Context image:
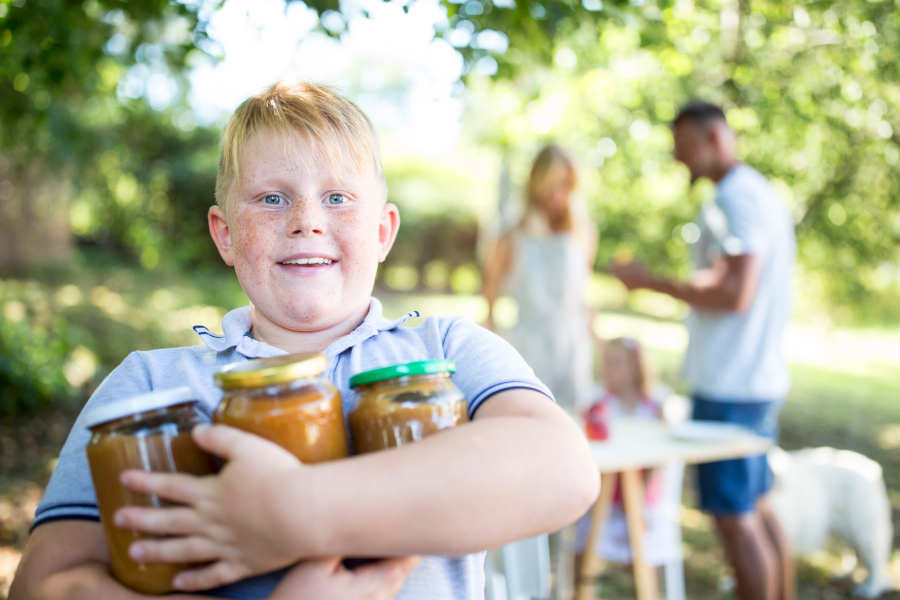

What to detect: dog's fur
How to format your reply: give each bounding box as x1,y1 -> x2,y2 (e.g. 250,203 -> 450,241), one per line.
768,446 -> 894,598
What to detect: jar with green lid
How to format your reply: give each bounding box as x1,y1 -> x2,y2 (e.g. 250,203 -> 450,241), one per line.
348,360 -> 468,454
213,352 -> 349,463
84,386 -> 219,595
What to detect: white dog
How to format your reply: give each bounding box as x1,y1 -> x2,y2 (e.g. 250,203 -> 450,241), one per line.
768,446 -> 894,598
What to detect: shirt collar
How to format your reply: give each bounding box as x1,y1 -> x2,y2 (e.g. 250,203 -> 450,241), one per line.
193,298 -> 419,359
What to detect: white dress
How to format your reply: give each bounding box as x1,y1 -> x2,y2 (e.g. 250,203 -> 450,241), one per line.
503,230 -> 593,411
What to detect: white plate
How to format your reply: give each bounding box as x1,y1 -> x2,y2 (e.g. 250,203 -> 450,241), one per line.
669,421 -> 748,442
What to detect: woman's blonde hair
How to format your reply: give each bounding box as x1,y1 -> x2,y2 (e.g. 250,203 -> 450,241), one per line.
215,81 -> 384,207
522,144 -> 578,232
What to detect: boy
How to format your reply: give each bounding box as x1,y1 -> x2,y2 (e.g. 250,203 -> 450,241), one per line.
11,81 -> 599,599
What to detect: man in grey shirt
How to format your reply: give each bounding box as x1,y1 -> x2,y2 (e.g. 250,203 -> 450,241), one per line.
613,100 -> 796,600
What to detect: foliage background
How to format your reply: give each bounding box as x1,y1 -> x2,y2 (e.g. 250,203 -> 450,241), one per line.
1,0 -> 899,596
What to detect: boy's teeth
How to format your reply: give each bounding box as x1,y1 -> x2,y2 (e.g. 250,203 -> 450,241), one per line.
282,257 -> 333,265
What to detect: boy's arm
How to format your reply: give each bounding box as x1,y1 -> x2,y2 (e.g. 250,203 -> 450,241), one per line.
114,389 -> 599,590
11,520 -> 421,599
302,387 -> 600,555
9,521 -> 214,600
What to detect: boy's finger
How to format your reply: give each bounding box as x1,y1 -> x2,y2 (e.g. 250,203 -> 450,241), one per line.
114,505 -> 202,535
192,424 -> 295,463
128,535 -> 222,564
172,560 -> 251,591
355,556 -> 422,593
119,470 -> 205,503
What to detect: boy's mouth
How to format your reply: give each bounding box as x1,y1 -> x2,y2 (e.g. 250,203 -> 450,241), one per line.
279,257 -> 334,266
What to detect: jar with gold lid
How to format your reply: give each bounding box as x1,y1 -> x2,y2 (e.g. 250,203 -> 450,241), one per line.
348,360 -> 468,454
213,352 -> 348,463
84,386 -> 219,594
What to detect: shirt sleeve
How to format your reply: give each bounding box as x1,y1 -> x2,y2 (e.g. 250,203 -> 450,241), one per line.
32,352 -> 153,530
441,317 -> 554,417
714,179 -> 766,257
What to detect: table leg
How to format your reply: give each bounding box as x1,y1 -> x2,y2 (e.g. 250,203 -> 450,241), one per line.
621,468 -> 659,600
575,471 -> 616,600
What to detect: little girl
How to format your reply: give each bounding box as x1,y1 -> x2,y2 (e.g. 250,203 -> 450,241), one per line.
575,337 -> 682,568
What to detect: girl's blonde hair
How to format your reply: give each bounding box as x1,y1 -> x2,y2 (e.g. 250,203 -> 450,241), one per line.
215,81 -> 384,207
522,144 -> 578,232
606,337 -> 651,398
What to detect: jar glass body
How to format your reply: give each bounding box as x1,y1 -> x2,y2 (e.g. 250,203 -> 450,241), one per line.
214,377 -> 349,463
349,372 -> 468,454
86,401 -> 218,594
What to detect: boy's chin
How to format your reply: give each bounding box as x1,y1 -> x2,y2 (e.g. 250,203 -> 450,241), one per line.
264,300 -> 369,333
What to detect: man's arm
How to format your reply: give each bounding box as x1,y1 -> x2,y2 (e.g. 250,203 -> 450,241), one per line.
612,253 -> 759,312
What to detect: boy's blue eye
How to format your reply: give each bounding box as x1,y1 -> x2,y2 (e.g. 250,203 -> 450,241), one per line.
325,193 -> 347,206
262,194 -> 285,206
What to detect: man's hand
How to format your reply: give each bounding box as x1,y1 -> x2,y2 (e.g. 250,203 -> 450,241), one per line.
610,259 -> 653,291
269,557 -> 421,600
114,424 -> 310,591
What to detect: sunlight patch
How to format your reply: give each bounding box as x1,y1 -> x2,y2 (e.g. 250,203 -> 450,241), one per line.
64,346 -> 99,388
877,424 -> 900,450
3,300 -> 25,322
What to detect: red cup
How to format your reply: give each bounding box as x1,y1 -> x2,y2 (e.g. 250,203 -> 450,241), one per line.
584,401 -> 609,441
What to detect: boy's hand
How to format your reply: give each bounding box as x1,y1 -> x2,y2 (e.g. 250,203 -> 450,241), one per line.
114,424 -> 310,590
269,557 -> 421,600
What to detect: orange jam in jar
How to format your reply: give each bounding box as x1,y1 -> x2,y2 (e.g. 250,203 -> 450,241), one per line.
213,353 -> 349,463
348,360 -> 468,454
84,387 -> 219,594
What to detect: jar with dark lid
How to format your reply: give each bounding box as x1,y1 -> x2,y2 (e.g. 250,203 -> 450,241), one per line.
348,360 -> 468,454
84,386 -> 219,595
213,352 -> 349,463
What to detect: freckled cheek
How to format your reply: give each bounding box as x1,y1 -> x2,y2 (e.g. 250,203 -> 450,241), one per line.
334,218 -> 380,269
231,227 -> 271,275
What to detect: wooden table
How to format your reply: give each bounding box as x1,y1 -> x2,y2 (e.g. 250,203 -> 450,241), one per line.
575,418 -> 773,600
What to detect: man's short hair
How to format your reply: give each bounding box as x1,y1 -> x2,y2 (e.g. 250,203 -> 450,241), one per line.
215,81 -> 384,207
672,100 -> 727,129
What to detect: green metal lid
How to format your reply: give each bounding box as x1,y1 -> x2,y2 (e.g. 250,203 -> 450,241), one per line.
348,360 -> 456,387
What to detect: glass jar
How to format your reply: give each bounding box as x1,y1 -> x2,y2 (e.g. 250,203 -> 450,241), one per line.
213,352 -> 349,463
84,387 -> 219,595
348,360 -> 468,454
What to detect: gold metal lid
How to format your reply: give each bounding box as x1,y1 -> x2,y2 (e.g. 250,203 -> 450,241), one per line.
214,352 -> 328,390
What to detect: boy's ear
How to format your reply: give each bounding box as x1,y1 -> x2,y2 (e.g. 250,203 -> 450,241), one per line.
377,202 -> 400,262
208,205 -> 235,266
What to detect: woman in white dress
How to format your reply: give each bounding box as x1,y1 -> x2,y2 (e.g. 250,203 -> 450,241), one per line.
482,144 -> 597,600
483,144 -> 597,411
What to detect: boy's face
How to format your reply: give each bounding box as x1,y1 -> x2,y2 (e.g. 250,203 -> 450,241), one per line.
208,128 -> 399,340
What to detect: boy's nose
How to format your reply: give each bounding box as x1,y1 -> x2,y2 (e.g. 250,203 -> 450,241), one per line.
288,202 -> 325,236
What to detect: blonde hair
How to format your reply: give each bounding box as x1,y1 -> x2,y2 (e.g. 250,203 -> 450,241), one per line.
215,81 -> 384,207
522,144 -> 578,232
606,337 -> 651,398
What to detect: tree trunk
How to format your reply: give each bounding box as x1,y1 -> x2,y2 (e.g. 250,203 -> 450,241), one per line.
0,158 -> 73,274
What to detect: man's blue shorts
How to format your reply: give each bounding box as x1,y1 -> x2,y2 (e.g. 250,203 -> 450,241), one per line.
692,395 -> 783,516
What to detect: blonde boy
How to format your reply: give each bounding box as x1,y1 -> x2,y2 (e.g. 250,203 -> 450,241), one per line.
11,82 -> 598,599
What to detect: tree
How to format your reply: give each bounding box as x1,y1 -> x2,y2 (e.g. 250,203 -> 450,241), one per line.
0,0 -> 215,272
401,0 -> 900,319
